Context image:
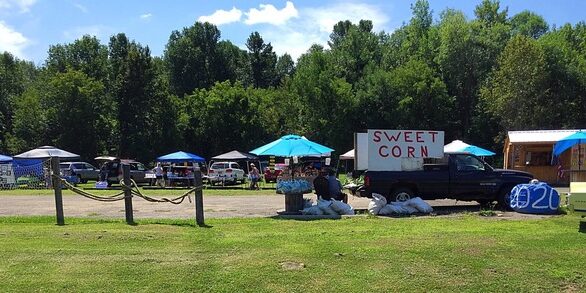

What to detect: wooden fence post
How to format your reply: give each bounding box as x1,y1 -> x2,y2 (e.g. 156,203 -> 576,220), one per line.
122,164 -> 134,224
194,168 -> 204,226
51,157 -> 64,225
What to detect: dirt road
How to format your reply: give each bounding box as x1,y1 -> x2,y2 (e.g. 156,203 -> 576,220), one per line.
0,194 -> 493,219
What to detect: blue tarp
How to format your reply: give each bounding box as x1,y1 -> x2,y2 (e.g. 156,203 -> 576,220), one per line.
553,130 -> 586,156
12,159 -> 44,177
509,182 -> 560,214
250,135 -> 334,157
0,154 -> 12,162
156,151 -> 205,163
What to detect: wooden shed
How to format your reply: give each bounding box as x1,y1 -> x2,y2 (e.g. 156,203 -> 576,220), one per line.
503,130 -> 579,184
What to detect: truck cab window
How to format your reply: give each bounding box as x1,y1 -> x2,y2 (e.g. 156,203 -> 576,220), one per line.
455,155 -> 485,172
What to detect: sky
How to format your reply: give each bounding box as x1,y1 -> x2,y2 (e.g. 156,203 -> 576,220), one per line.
1,0 -> 585,65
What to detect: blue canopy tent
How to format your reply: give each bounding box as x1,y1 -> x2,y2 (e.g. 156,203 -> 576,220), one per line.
156,151 -> 205,163
250,135 -> 334,157
444,140 -> 496,156
156,151 -> 205,187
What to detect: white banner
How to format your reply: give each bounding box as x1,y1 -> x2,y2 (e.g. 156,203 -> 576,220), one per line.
367,130 -> 444,171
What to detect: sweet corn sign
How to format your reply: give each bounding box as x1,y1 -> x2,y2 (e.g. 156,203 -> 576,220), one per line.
367,130 -> 444,171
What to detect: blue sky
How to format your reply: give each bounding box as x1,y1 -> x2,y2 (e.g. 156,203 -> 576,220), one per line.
1,0 -> 585,64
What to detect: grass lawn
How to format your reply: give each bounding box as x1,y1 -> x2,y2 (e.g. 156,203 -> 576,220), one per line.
0,215 -> 585,292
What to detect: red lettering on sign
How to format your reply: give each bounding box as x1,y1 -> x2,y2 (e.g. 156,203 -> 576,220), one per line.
392,146 -> 402,157
384,131 -> 401,142
378,146 -> 388,157
420,146 -> 428,157
416,131 -> 424,142
407,146 -> 415,157
373,131 -> 382,142
429,131 -> 438,143
404,131 -> 413,142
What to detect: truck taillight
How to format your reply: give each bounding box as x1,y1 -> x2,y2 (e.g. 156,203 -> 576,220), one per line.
226,169 -> 233,173
364,176 -> 370,187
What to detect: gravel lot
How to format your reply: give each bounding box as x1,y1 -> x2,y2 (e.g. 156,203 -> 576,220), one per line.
0,190 -> 562,220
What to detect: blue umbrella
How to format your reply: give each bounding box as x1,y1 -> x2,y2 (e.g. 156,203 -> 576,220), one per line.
157,151 -> 205,163
250,135 -> 334,157
553,131 -> 586,156
444,140 -> 496,156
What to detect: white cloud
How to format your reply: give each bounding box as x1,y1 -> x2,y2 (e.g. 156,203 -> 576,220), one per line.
198,7 -> 242,25
140,13 -> 152,20
73,3 -> 88,13
63,25 -> 114,41
0,0 -> 37,13
304,2 -> 389,33
244,1 -> 298,26
252,2 -> 390,61
0,21 -> 29,58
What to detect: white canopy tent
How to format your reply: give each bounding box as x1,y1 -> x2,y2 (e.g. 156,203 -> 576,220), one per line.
339,149 -> 354,160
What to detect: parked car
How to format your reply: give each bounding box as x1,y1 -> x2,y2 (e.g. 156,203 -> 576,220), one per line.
355,153 -> 534,208
264,163 -> 286,183
207,162 -> 245,185
59,162 -> 99,183
103,159 -> 155,186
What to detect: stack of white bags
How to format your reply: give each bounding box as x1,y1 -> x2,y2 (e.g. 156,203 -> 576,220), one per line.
301,199 -> 355,216
368,193 -> 433,216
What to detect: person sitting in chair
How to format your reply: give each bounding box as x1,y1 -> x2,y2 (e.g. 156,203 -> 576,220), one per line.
313,168 -> 330,200
327,168 -> 348,203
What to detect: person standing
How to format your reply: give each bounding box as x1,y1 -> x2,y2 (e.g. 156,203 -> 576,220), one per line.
249,163 -> 260,190
155,162 -> 165,187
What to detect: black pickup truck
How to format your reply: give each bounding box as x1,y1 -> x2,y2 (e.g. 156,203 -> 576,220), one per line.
356,153 -> 533,207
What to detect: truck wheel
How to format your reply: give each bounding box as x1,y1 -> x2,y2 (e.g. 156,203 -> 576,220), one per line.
391,188 -> 413,202
497,188 -> 513,211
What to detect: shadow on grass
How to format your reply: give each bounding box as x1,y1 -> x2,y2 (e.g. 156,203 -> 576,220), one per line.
267,205 -> 487,221
268,215 -> 343,221
580,220 -> 586,233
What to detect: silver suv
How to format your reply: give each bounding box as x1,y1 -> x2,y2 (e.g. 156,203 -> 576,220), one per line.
207,162 -> 245,185
59,162 -> 99,183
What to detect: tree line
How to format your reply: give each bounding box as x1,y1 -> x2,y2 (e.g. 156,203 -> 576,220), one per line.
0,0 -> 585,165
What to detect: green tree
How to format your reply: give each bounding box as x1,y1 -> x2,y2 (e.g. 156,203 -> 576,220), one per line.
43,70 -> 106,160
46,35 -> 109,81
275,53 -> 295,85
165,22 -> 224,96
474,0 -> 508,25
109,33 -> 168,162
510,11 -> 549,39
329,20 -> 382,85
481,35 -> 553,130
246,32 -> 277,88
0,52 -> 37,151
182,81 -> 279,158
539,23 -> 586,128
5,87 -> 47,153
290,45 -> 356,151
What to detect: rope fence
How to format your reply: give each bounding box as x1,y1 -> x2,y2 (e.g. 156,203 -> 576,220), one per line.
49,157 -> 206,226
54,174 -> 203,204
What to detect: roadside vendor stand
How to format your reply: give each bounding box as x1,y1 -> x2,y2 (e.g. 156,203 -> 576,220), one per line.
156,151 -> 205,187
250,134 -> 334,214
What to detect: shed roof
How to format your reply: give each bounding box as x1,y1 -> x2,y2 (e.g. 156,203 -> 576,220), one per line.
507,129 -> 581,144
